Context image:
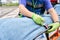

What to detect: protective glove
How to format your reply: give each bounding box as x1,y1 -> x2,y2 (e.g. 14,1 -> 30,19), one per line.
47,22 -> 60,33
32,13 -> 45,26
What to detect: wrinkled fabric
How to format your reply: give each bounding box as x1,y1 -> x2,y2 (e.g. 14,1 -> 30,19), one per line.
0,17 -> 52,40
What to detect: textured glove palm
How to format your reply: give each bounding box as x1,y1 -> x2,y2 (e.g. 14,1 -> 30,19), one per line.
32,14 -> 45,26
47,22 -> 60,33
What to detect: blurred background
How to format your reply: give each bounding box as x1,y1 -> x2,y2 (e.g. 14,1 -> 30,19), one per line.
0,0 -> 19,18
0,0 -> 18,6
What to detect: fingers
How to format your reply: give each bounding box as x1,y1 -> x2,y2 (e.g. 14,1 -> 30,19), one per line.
47,26 -> 57,33
47,27 -> 55,33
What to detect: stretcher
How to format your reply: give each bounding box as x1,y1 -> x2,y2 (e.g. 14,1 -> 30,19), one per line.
0,18 -> 47,40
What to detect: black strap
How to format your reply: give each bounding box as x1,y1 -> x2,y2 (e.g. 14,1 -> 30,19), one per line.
45,33 -> 49,40
33,25 -> 50,40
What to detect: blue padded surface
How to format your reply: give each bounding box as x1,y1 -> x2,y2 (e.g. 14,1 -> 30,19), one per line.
0,17 -> 46,40
54,4 -> 60,15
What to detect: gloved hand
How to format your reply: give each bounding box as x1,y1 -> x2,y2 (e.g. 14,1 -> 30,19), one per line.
32,13 -> 45,26
47,22 -> 60,33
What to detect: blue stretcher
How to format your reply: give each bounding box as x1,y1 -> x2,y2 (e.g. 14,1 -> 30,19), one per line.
0,17 -> 47,40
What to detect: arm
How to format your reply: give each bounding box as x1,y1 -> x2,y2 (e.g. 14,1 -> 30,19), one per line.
19,0 -> 45,25
19,4 -> 44,25
19,0 -> 33,17
19,4 -> 33,17
48,8 -> 59,22
44,0 -> 59,22
44,0 -> 60,33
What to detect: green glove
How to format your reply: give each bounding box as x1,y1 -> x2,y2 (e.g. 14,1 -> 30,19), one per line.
32,14 -> 45,26
47,22 -> 60,33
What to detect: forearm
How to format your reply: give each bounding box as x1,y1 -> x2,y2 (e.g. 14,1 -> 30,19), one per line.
48,8 -> 59,22
19,4 -> 33,17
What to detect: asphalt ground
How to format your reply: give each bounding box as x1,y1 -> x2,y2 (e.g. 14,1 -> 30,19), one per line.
0,6 -> 19,18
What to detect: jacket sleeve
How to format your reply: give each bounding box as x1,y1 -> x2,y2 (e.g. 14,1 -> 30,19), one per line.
43,0 -> 53,10
19,0 -> 26,6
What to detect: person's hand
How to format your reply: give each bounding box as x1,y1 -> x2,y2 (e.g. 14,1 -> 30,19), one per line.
32,13 -> 45,26
47,22 -> 60,33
